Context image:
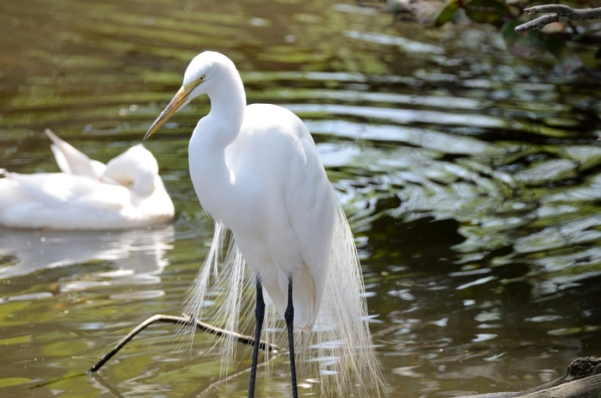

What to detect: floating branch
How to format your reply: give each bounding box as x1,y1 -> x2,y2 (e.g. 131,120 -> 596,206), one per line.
88,313 -> 280,374
515,4 -> 601,32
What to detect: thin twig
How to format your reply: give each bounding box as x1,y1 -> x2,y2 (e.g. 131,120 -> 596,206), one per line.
87,313 -> 280,374
515,4 -> 601,32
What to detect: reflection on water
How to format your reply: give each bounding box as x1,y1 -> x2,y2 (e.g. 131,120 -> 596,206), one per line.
0,226 -> 174,279
1,0 -> 601,397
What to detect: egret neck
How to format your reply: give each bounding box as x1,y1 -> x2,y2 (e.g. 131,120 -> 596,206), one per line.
188,63 -> 246,222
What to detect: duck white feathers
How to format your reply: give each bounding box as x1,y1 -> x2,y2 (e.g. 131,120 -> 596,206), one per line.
0,129 -> 174,230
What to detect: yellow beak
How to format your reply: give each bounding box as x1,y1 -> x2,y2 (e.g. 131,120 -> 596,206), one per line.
144,85 -> 191,140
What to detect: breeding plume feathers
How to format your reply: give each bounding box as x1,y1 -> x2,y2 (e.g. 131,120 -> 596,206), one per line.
145,51 -> 386,397
179,205 -> 385,396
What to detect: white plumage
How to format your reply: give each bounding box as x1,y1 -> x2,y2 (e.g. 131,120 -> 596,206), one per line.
0,129 -> 174,230
190,102 -> 335,330
145,51 -> 383,396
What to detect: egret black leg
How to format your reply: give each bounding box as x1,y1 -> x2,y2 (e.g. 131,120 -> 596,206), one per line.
248,277 -> 265,398
284,277 -> 299,398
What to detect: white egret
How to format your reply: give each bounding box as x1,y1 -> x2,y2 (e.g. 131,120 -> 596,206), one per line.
145,51 -> 383,397
0,129 -> 174,230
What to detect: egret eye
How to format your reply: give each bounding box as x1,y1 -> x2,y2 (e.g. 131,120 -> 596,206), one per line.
192,75 -> 205,88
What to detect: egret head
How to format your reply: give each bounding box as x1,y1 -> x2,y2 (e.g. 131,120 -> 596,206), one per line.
144,51 -> 236,140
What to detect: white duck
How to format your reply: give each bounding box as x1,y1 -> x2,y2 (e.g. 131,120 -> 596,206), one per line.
0,129 -> 174,230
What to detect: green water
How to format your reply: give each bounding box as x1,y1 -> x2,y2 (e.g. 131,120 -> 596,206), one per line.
1,0 -> 601,397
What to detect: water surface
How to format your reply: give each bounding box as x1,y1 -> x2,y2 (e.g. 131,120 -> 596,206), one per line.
1,0 -> 601,397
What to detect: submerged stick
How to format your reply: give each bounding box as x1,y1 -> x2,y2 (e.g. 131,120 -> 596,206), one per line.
87,313 -> 280,374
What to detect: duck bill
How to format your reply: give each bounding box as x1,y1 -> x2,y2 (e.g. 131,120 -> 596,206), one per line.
144,85 -> 191,140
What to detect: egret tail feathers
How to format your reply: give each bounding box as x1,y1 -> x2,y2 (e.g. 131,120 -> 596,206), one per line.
178,212 -> 385,396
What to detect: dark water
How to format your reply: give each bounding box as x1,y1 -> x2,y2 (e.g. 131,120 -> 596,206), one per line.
1,0 -> 601,397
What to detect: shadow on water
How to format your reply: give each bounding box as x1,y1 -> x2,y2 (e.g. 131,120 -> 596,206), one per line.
1,0 -> 601,396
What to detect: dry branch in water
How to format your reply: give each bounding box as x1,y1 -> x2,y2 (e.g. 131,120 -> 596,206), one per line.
515,4 -> 601,32
87,314 -> 280,374
83,312 -> 601,397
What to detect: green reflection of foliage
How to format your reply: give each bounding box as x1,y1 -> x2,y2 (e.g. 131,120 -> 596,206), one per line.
0,335 -> 32,346
0,301 -> 30,327
42,340 -> 89,357
0,377 -> 31,387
